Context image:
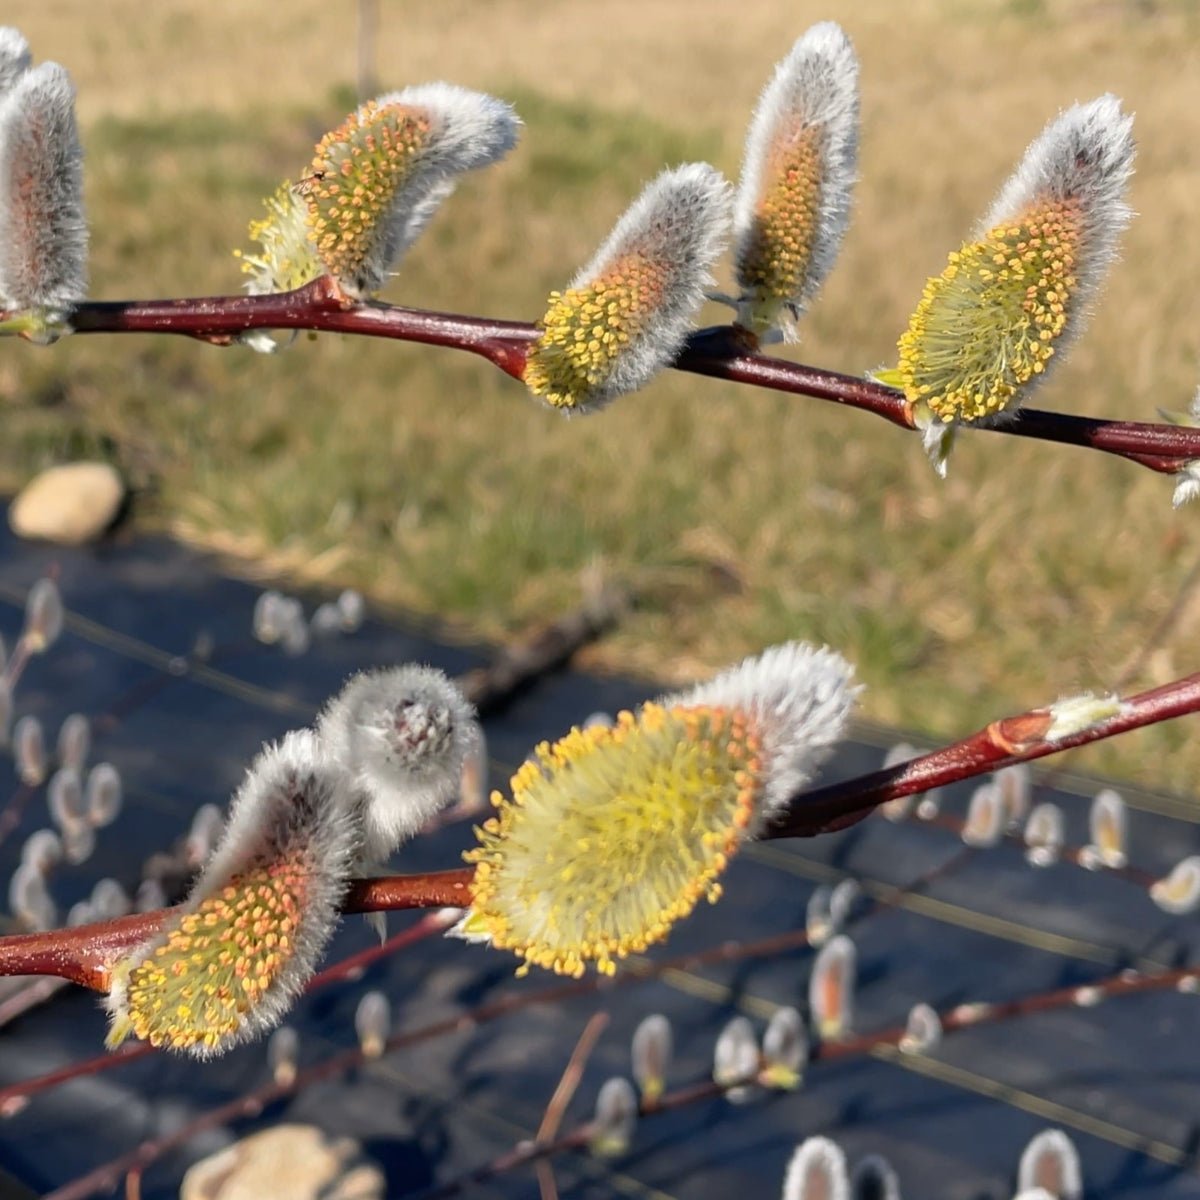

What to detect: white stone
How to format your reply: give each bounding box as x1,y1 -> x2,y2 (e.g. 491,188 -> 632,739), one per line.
9,463 -> 124,544
181,1125 -> 384,1200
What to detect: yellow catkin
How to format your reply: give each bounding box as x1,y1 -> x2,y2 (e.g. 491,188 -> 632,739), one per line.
463,703 -> 763,977
738,124 -> 823,315
304,101 -> 432,287
233,182 -> 322,293
895,197 -> 1082,422
522,252 -> 668,410
108,858 -> 308,1052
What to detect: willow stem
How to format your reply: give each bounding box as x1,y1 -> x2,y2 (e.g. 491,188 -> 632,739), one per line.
57,284 -> 1200,472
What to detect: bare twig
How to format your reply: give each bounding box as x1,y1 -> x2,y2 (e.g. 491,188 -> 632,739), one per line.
534,1013 -> 610,1200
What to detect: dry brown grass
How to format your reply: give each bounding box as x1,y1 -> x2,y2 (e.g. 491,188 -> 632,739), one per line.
6,0 -> 1200,789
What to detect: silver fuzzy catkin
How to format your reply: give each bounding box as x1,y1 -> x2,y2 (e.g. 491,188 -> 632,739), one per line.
733,21 -> 859,340
0,28 -> 31,96
667,640 -> 858,827
317,665 -> 479,863
105,730 -> 360,1057
523,163 -> 733,413
782,1136 -> 850,1200
0,61 -> 87,312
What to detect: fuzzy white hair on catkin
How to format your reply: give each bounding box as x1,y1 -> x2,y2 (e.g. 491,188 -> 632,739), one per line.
978,95 -> 1134,370
569,162 -> 733,413
0,61 -> 87,311
317,665 -> 479,863
734,20 -> 859,338
665,641 -> 858,827
104,730 -> 360,1058
348,83 -> 520,295
782,1136 -> 850,1200
0,27 -> 31,96
1018,1128 -> 1083,1200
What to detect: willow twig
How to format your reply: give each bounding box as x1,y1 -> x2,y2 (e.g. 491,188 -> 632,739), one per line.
59,283 -> 1200,472
4,666 -> 1200,987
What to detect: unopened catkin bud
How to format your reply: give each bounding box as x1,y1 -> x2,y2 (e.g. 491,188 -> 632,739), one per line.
354,990 -> 390,1059
268,1025 -> 300,1086
318,665 -> 479,862
829,878 -> 860,928
337,589 -> 365,632
1081,787 -> 1127,869
135,877 -> 167,913
309,602 -> 343,638
878,743 -> 917,822
995,763 -> 1032,830
898,1002 -> 941,1055
1150,856 -> 1200,915
23,578 -> 63,651
1018,1129 -> 1082,1200
589,1076 -> 638,1158
761,1006 -> 807,1089
782,1137 -> 849,1200
85,762 -> 122,827
90,877 -> 130,920
849,1154 -> 900,1200
734,22 -> 859,341
278,598 -> 310,657
61,819 -> 94,865
0,62 -> 87,313
631,1012 -> 672,1104
961,782 -> 1005,848
1024,802 -> 1064,867
56,713 -> 89,771
14,715 -> 46,785
8,861 -> 55,929
252,590 -> 287,644
713,1015 -> 760,1104
523,163 -> 733,413
47,765 -> 84,827
105,730 -> 360,1057
805,884 -> 834,947
809,934 -> 855,1042
20,827 -> 61,874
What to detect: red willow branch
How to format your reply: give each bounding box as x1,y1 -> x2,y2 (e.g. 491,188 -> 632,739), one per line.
61,280 -> 1200,473
0,841 -> 972,1113
767,669 -> 1200,838
4,669 -> 1200,989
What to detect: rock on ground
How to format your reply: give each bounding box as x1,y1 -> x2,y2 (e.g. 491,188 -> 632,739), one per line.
8,463 -> 125,545
179,1124 -> 385,1200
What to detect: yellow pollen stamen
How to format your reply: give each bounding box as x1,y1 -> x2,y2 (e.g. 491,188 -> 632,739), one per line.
106,856 -> 310,1052
304,101 -> 433,287
463,703 -> 764,978
234,182 -> 322,294
523,251 -> 667,410
738,123 -> 823,330
895,197 -> 1082,422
